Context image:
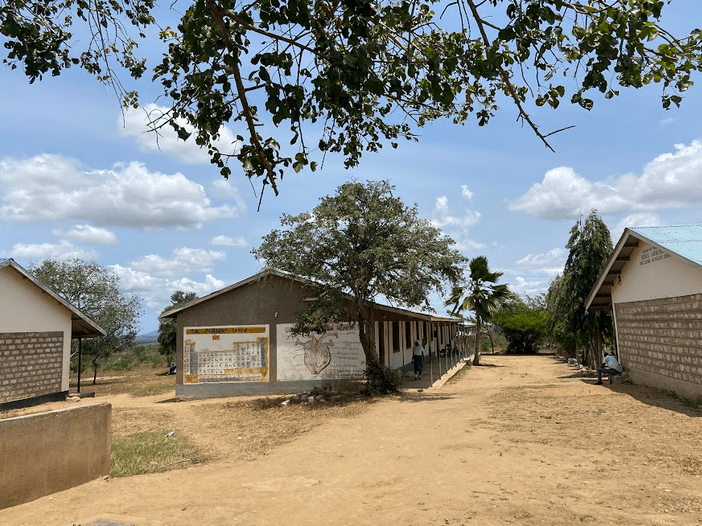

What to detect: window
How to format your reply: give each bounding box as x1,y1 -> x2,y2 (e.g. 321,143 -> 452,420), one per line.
405,321 -> 411,348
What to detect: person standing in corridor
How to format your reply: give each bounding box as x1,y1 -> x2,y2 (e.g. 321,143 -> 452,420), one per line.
412,339 -> 424,381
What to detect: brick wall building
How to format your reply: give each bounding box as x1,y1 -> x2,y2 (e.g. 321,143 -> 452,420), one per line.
161,269 -> 464,398
587,225 -> 702,400
0,260 -> 105,408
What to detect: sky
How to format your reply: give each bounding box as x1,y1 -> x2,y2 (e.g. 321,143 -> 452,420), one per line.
2,4 -> 702,334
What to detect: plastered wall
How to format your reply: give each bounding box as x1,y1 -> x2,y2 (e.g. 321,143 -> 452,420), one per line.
0,403 -> 111,509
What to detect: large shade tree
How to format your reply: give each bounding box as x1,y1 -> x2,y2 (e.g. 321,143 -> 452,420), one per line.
446,255 -> 510,366
546,209 -> 613,366
3,1 -> 701,201
253,180 -> 465,390
29,258 -> 142,384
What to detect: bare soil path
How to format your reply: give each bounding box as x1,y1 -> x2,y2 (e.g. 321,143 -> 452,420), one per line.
2,354 -> 701,526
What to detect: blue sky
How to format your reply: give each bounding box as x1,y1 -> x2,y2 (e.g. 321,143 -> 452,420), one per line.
2,5 -> 702,333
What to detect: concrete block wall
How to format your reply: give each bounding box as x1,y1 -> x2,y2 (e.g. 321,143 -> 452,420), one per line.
615,293 -> 702,400
0,332 -> 64,404
0,402 -> 112,509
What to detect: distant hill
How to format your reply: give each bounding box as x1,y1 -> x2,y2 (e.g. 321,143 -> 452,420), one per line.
135,330 -> 159,346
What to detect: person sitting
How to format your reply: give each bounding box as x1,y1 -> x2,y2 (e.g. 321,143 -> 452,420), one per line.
595,351 -> 623,385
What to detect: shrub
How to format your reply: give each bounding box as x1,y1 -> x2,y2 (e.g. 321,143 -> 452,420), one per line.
362,361 -> 401,395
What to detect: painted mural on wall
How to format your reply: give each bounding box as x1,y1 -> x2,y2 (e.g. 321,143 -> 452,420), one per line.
276,322 -> 365,381
183,325 -> 269,383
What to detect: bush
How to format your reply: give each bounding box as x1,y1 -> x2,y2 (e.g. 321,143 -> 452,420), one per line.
108,357 -> 136,371
362,361 -> 402,395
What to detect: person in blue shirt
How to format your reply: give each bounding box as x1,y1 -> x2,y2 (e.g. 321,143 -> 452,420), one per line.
595,350 -> 623,385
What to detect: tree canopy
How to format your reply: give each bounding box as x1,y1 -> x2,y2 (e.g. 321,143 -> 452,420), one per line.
546,209 -> 613,365
29,258 -> 142,384
445,255 -> 509,365
253,180 -> 465,388
492,293 -> 548,354
3,1 -> 701,201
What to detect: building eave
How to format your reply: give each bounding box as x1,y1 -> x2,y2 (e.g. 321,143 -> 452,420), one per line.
0,259 -> 106,338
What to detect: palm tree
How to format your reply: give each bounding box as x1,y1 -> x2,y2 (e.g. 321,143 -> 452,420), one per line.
446,256 -> 510,366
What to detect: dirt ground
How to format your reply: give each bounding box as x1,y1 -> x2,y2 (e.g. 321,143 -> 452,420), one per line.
2,354 -> 702,526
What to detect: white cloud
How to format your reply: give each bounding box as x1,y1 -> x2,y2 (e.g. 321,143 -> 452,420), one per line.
0,155 -> 243,229
430,187 -> 484,253
611,213 -> 661,241
169,274 -> 225,296
432,195 -> 481,231
211,235 -> 248,247
10,241 -> 96,261
461,185 -> 474,200
510,141 -> 702,220
129,247 -> 226,279
64,224 -> 118,245
502,248 -> 567,298
119,104 -> 241,165
112,263 -> 225,311
516,248 -> 566,275
510,276 -> 548,298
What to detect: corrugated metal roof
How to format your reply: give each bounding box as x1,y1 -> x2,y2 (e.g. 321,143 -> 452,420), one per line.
161,268 -> 464,324
629,224 -> 702,266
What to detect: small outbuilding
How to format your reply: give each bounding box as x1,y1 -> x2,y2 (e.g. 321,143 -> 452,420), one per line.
161,269 -> 466,398
586,225 -> 702,400
0,259 -> 105,409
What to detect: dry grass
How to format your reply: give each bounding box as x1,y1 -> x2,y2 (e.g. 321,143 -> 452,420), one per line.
111,430 -> 202,477
110,394 -> 374,466
4,364 -> 374,476
193,396 -> 372,461
69,363 -> 176,397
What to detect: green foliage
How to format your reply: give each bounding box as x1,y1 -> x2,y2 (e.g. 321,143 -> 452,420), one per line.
158,291 -> 197,364
493,295 -> 548,354
253,180 -> 465,371
546,210 -> 614,365
102,344 -> 164,372
446,256 -> 510,365
111,430 -> 199,477
3,1 -> 701,196
29,258 -> 142,384
361,361 -> 402,395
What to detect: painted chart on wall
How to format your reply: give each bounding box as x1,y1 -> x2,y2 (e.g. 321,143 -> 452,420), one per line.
182,325 -> 269,384
276,322 -> 365,381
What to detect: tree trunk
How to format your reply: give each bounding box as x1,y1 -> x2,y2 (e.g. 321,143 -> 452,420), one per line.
588,327 -> 603,369
92,360 -> 99,385
473,318 -> 482,366
356,300 -> 377,367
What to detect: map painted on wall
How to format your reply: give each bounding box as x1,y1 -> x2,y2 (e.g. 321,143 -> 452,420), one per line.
276,323 -> 366,381
183,325 -> 269,383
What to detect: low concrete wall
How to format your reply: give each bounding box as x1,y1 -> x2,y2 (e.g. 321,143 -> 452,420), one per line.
0,402 -> 111,509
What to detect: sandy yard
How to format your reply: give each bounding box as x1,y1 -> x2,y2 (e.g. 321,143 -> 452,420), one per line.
1,354 -> 701,526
